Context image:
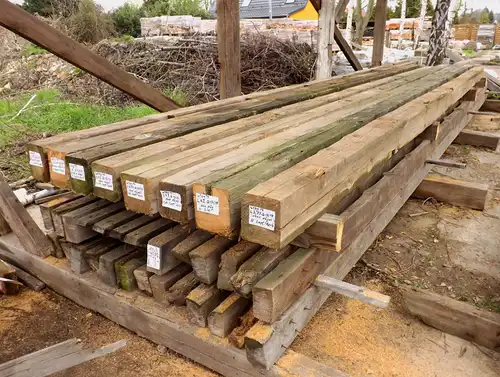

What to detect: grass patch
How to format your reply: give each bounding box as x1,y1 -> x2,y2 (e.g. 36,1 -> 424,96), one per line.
163,87 -> 190,107
22,43 -> 48,57
0,89 -> 157,147
462,49 -> 475,57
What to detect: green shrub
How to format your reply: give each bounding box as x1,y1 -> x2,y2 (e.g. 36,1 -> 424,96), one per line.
22,44 -> 48,57
112,3 -> 145,38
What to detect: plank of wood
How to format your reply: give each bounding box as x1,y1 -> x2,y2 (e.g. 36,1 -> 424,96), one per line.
229,245 -> 294,298
186,283 -> 229,327
0,234 -> 348,377
0,1 -> 177,113
481,99 -> 500,113
61,200 -> 114,243
426,159 -> 466,168
412,176 -> 489,210
218,241 -> 262,291
209,293 -> 251,337
4,263 -> 45,291
401,287 -> 500,350
0,212 -> 11,236
314,275 -> 390,308
453,129 -> 500,150
243,89 -> 486,369
170,229 -> 213,264
39,193 -> 81,231
190,236 -> 235,284
240,67 -> 483,249
122,66 -> 426,215
333,26 -> 363,71
60,238 -> 106,274
217,0 -> 241,99
229,308 -> 258,349
371,0 -> 388,66
116,257 -> 145,291
52,196 -> 98,237
146,224 -> 193,275
98,245 -> 139,286
166,271 -> 200,306
83,238 -> 121,271
27,62 -> 415,183
291,214 -> 342,250
108,215 -> 159,241
150,263 -> 192,305
134,265 -> 154,296
34,191 -> 69,205
92,210 -> 141,235
76,201 -> 125,228
122,218 -> 175,247
0,174 -> 53,258
197,65 -> 465,238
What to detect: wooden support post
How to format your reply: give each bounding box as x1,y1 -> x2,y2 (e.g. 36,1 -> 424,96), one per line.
316,0 -> 336,80
0,174 -> 53,257
371,0 -> 388,67
216,0 -> 241,99
314,275 -> 390,308
401,287 -> 500,350
481,99 -> 500,113
0,0 -> 178,112
454,129 -> 500,151
412,176 -> 489,210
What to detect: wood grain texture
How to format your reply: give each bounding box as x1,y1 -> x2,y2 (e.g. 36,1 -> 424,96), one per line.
189,236 -> 235,284
218,241 -> 262,291
401,287 -> 500,350
209,293 -> 251,337
412,176 -> 489,210
186,283 -> 229,327
150,263 -> 191,305
371,0 -> 388,66
453,129 -> 500,150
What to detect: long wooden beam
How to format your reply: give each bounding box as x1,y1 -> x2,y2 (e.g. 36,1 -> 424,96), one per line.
0,233 -> 348,377
453,129 -> 500,151
244,88 -> 486,369
0,0 -> 178,112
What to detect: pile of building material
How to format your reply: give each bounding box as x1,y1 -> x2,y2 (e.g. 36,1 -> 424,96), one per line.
15,60 -> 491,372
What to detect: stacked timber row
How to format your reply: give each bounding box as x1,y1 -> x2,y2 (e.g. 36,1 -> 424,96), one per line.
30,61 -> 487,370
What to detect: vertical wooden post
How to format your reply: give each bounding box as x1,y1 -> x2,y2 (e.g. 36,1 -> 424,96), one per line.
371,0 -> 388,66
345,0 -> 354,43
316,0 -> 336,80
398,0 -> 407,48
217,0 -> 241,99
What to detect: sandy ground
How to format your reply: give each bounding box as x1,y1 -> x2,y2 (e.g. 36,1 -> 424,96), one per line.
1,111 -> 499,377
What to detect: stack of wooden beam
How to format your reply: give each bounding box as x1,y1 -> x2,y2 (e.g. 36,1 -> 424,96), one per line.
29,61 -> 487,369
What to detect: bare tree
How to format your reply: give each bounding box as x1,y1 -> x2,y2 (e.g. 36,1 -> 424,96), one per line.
426,0 -> 452,65
353,0 -> 375,45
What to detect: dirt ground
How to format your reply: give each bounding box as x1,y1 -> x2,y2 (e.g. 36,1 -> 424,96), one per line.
1,117 -> 500,376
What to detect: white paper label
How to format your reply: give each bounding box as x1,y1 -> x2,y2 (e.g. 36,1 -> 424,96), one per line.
51,157 -> 65,175
161,190 -> 182,211
94,172 -> 114,191
248,205 -> 276,231
29,151 -> 43,167
196,193 -> 219,216
69,163 -> 86,181
126,180 -> 145,201
147,244 -> 161,270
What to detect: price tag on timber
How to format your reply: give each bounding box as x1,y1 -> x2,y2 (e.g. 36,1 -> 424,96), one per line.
147,244 -> 161,270
29,151 -> 43,167
248,205 -> 276,231
69,163 -> 86,181
195,193 -> 219,216
161,190 -> 182,211
126,180 -> 145,201
94,172 -> 114,191
50,157 -> 66,175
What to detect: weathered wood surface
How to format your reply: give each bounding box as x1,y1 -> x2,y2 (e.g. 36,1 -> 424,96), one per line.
76,201 -> 125,228
243,88 -> 486,369
0,174 -> 53,258
190,236 -> 235,284
170,229 -> 213,264
229,309 -> 258,349
481,99 -> 500,113
52,196 -> 97,237
218,241 -> 262,291
241,67 -> 483,249
93,210 -> 141,235
166,271 -> 200,306
314,275 -> 390,308
209,293 -> 251,338
134,265 -> 154,295
146,224 -> 193,275
401,287 -> 500,350
0,212 -> 11,236
229,245 -> 294,298
61,200 -> 112,243
119,65 -> 421,216
0,233 -> 348,377
108,215 -> 159,241
39,193 -> 80,231
83,238 -> 121,271
412,176 -> 489,210
150,263 -> 191,304
98,245 -> 139,286
186,283 -> 229,327
123,218 -> 174,247
371,0 -> 388,66
315,0 -> 336,80
453,129 -> 500,151
116,256 -> 145,291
